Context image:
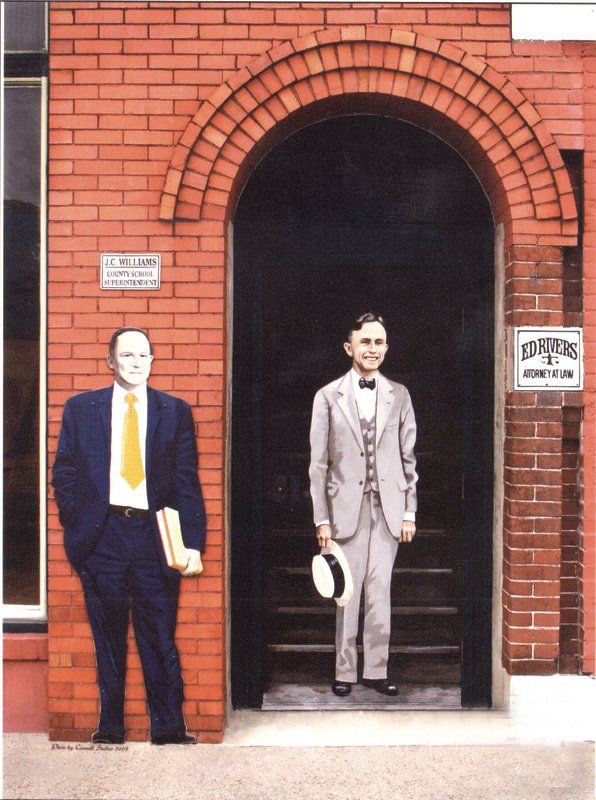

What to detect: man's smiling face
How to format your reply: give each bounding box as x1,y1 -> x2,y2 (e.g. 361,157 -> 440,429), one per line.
344,320 -> 388,378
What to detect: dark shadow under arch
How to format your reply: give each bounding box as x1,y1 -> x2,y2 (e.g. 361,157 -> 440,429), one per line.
231,114 -> 494,709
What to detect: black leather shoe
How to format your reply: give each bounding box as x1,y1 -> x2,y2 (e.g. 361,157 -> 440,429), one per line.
362,678 -> 399,696
332,680 -> 352,697
91,731 -> 125,744
151,732 -> 197,745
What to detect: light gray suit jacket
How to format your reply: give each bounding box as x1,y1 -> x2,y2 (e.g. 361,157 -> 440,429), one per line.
309,371 -> 417,540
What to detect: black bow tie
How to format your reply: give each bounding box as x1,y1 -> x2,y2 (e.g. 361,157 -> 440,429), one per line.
358,377 -> 376,390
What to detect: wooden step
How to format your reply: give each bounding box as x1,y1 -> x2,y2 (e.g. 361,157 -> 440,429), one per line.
266,528 -> 451,537
267,644 -> 459,654
273,566 -> 454,576
274,605 -> 457,615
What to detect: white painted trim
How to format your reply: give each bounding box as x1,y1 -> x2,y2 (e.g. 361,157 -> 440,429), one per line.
39,74 -> 48,624
1,1 -> 5,631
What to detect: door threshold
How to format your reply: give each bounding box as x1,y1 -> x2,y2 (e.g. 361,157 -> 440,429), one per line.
261,682 -> 461,710
224,706 -> 590,747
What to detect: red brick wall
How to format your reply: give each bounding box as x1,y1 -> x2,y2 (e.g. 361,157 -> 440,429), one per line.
46,2 -> 592,741
559,404 -> 583,672
500,244 -> 583,674
4,636 -> 49,733
557,154 -> 585,673
581,44 -> 596,675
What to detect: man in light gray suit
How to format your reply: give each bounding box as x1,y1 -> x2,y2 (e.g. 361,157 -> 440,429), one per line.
309,313 -> 417,697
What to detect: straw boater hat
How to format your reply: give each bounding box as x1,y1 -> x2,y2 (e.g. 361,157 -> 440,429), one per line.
311,540 -> 353,607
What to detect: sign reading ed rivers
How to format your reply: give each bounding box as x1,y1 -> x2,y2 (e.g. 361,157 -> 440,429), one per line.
514,327 -> 583,391
100,254 -> 161,290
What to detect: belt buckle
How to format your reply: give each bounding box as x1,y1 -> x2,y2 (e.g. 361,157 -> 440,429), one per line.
124,507 -> 134,518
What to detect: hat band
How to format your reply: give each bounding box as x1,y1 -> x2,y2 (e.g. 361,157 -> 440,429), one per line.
323,554 -> 345,598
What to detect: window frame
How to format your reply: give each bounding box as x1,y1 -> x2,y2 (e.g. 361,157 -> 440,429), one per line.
2,75 -> 48,624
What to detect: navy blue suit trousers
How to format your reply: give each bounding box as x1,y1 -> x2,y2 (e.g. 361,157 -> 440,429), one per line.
81,513 -> 184,738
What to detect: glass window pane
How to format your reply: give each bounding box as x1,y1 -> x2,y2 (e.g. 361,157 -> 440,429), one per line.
4,2 -> 46,52
3,85 -> 42,606
4,86 -> 41,207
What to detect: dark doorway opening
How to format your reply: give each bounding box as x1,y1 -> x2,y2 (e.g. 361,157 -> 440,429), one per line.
231,114 -> 494,710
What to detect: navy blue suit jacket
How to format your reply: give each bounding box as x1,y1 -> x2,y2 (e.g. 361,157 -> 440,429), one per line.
52,385 -> 206,573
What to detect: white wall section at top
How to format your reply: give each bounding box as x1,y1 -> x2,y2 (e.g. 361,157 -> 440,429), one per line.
512,3 -> 596,41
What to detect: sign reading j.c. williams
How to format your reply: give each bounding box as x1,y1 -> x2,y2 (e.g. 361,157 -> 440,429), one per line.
514,327 -> 583,391
100,254 -> 161,290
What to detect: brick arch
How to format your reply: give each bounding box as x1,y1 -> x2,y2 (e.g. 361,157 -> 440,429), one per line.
159,26 -> 578,245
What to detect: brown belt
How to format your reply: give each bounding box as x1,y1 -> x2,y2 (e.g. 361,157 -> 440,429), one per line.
109,505 -> 149,520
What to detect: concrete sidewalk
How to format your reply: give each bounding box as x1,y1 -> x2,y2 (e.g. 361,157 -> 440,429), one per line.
5,677 -> 594,799
3,735 -> 594,800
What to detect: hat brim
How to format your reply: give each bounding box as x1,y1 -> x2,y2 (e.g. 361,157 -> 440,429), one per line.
312,540 -> 353,607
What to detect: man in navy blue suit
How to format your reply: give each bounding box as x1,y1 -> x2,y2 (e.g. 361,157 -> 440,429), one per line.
53,327 -> 206,745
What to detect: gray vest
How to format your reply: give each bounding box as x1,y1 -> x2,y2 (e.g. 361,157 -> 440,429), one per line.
359,409 -> 379,493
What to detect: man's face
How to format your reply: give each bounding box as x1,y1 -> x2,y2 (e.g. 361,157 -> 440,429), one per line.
344,321 -> 388,377
107,330 -> 153,390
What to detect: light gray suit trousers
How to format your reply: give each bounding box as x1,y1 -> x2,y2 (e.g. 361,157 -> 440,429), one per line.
336,489 -> 399,681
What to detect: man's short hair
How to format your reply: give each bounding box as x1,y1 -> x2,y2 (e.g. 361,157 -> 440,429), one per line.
346,313 -> 387,342
109,326 -> 154,357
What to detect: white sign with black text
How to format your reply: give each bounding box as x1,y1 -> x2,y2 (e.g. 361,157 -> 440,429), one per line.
100,254 -> 161,290
514,327 -> 583,391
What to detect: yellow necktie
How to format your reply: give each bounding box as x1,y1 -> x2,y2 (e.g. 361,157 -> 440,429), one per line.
121,393 -> 145,489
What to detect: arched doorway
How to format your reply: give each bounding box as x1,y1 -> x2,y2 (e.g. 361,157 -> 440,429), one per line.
231,114 -> 494,709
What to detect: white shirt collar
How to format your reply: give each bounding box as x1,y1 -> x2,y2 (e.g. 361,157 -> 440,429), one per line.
112,381 -> 147,404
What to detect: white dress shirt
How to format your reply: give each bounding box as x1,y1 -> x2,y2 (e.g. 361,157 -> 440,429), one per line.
108,381 -> 202,572
316,370 -> 415,526
110,382 -> 149,509
352,367 -> 377,421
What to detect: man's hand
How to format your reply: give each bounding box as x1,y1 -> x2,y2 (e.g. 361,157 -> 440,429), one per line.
316,523 -> 332,549
181,548 -> 203,576
398,520 -> 416,543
